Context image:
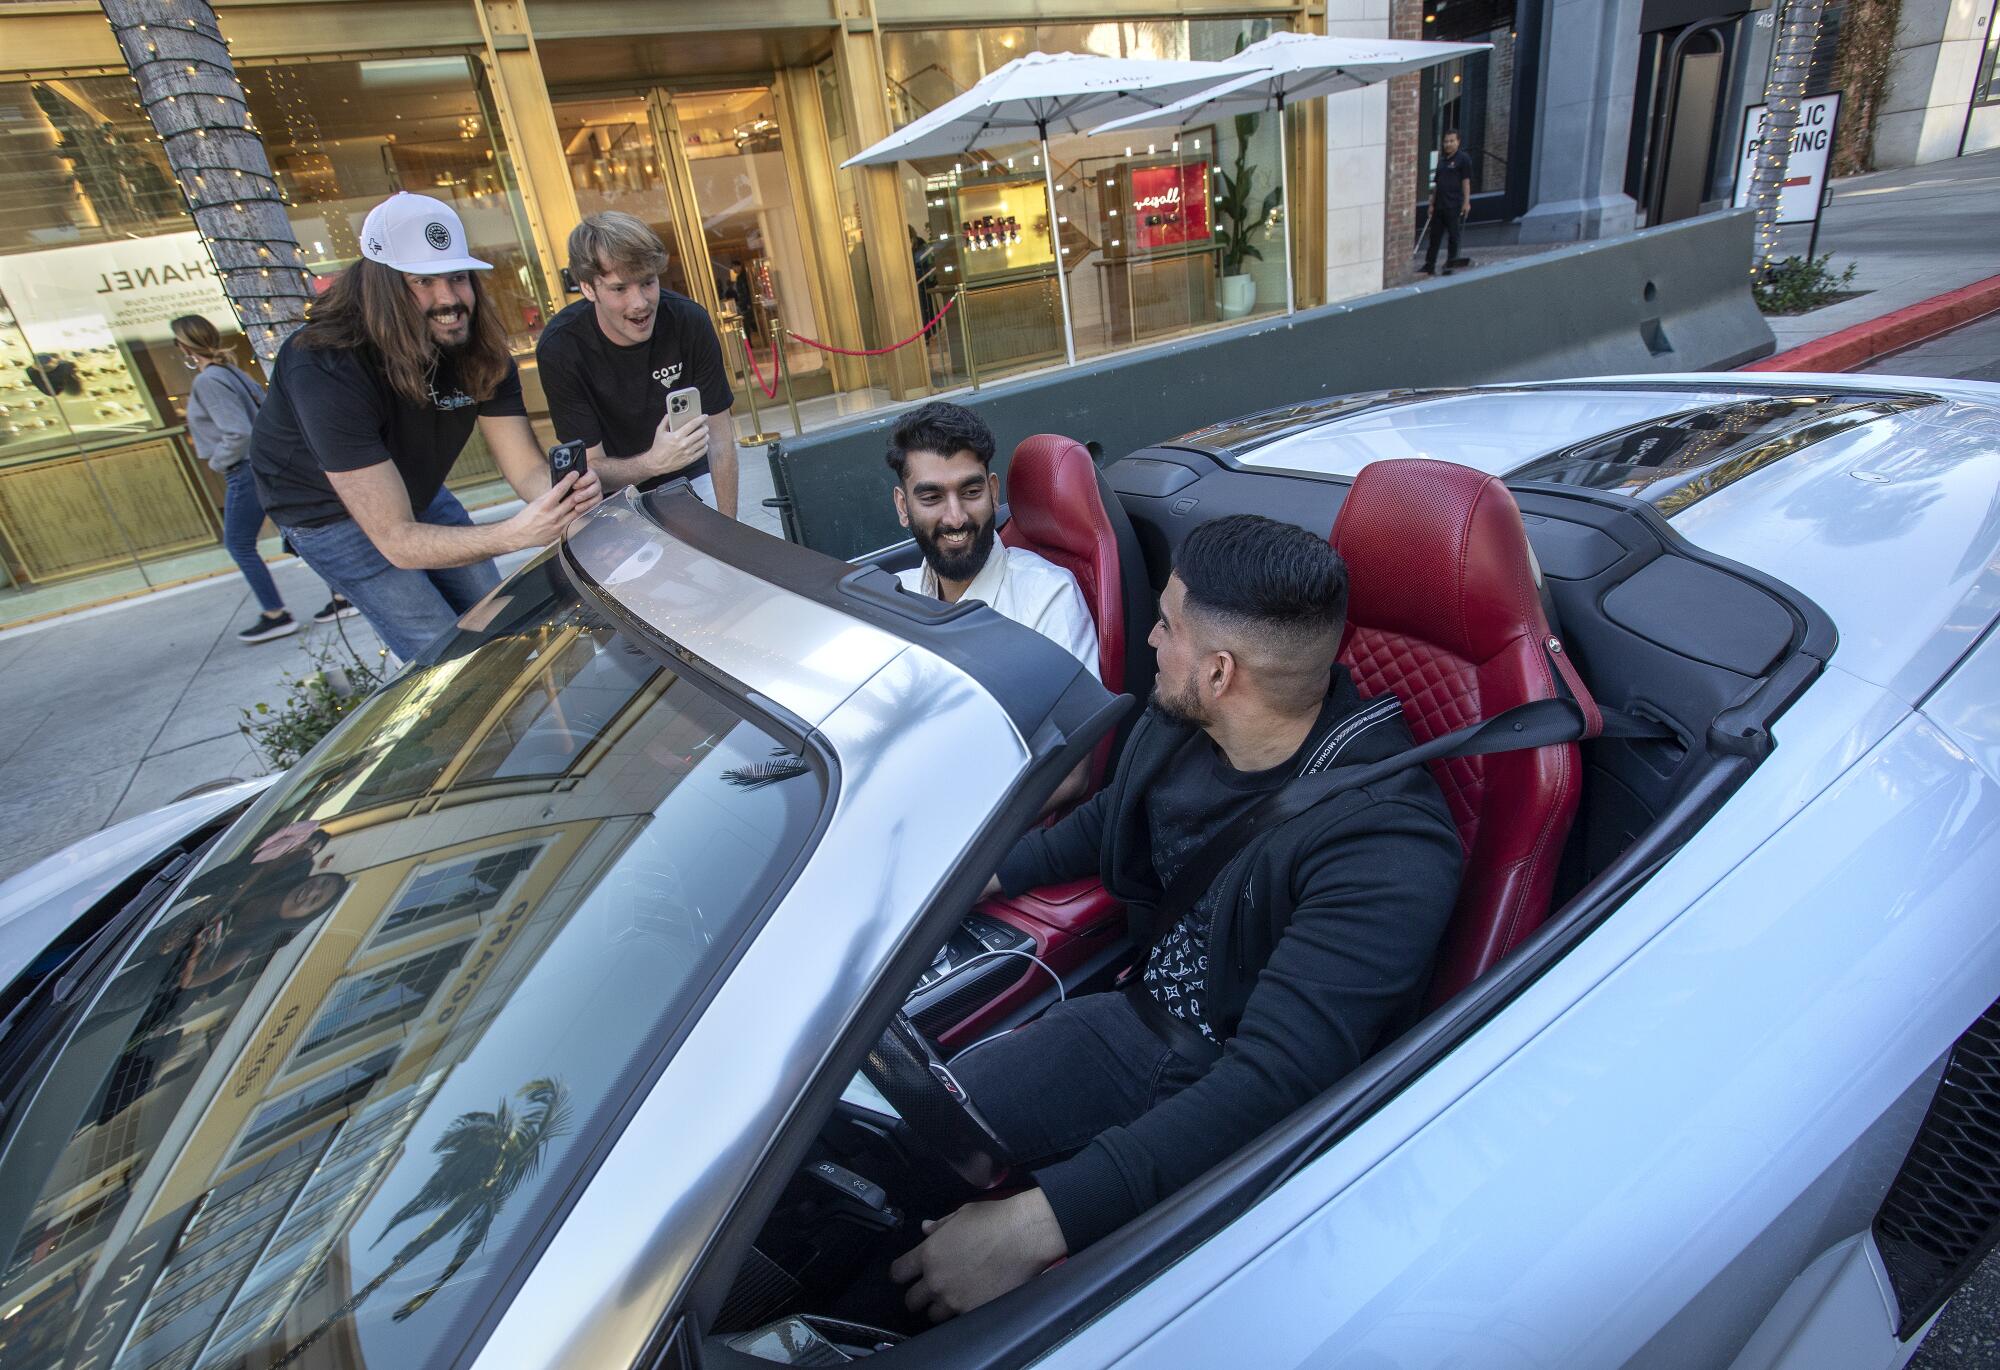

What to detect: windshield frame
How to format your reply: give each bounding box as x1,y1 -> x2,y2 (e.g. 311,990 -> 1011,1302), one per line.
433,558 -> 846,1370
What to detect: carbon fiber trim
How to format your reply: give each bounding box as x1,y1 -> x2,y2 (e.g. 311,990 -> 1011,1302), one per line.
1874,995 -> 2000,1338
715,1244 -> 801,1333
908,959 -> 1026,1038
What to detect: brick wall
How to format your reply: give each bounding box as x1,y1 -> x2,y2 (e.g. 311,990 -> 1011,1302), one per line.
1382,0 -> 1424,286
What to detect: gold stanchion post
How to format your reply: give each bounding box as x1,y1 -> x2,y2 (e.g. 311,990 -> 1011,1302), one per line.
733,321 -> 778,447
775,322 -> 804,438
954,286 -> 979,391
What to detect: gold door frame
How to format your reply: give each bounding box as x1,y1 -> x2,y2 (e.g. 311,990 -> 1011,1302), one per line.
647,89 -> 727,324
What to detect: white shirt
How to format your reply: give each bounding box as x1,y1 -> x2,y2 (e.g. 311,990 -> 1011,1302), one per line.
898,544 -> 1102,682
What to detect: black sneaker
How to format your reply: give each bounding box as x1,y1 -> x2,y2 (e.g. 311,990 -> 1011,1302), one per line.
1417,264 -> 1436,276
238,611 -> 299,644
313,595 -> 359,624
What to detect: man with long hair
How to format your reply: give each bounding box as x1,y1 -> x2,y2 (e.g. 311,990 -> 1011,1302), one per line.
249,192 -> 602,660
535,211 -> 738,516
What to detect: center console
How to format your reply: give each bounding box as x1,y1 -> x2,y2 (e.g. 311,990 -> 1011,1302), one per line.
902,911 -> 1037,1037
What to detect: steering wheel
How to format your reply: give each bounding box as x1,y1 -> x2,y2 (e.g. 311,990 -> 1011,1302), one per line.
862,1011 -> 1009,1189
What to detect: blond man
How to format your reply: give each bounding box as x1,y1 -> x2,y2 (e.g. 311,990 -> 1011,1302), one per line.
534,211 -> 739,515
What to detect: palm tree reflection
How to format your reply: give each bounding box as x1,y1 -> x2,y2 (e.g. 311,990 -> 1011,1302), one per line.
374,1077 -> 573,1322
274,1078 -> 570,1364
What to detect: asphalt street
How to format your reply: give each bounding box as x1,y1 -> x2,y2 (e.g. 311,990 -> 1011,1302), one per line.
1854,308 -> 2000,384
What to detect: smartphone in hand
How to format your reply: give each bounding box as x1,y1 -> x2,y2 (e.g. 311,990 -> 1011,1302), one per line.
549,438 -> 588,482
666,386 -> 703,433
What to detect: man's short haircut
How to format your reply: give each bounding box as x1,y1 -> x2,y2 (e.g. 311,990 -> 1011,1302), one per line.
568,211 -> 669,287
886,400 -> 996,482
1174,515 -> 1350,708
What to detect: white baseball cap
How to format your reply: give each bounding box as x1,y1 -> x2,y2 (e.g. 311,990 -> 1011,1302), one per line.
358,192 -> 492,275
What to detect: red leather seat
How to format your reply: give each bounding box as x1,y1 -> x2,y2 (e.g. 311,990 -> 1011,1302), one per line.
1331,458 -> 1594,1001
1000,434 -> 1128,789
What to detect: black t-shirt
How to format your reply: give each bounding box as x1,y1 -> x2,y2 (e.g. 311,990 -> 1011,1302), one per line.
534,294 -> 734,481
1433,148 -> 1474,207
1140,693 -> 1345,1039
250,333 -> 526,528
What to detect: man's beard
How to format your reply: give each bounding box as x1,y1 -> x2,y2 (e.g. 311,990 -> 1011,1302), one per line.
428,306 -> 472,351
1151,668 -> 1207,725
914,513 -> 996,585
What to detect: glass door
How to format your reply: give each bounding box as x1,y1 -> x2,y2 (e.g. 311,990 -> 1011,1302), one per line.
669,88 -> 831,398
553,94 -> 701,303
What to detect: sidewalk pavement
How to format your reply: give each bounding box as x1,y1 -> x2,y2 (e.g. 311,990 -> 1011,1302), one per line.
1764,146 -> 2000,354
0,556 -> 386,882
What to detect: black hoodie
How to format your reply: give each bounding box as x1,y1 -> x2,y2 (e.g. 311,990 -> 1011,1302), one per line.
994,665 -> 1464,1250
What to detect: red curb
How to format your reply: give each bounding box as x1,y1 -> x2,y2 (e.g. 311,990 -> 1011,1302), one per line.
1743,272 -> 2000,373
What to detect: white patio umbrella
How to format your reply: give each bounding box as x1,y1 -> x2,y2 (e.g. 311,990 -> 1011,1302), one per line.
1091,32 -> 1492,315
841,51 -> 1243,366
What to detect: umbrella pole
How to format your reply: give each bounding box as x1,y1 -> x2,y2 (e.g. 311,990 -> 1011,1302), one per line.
1040,130 -> 1078,367
1278,95 -> 1295,316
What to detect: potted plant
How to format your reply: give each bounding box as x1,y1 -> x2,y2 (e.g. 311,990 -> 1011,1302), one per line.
1215,108 -> 1281,319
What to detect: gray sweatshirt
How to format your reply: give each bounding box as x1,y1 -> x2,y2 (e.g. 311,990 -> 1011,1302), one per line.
185,363 -> 264,472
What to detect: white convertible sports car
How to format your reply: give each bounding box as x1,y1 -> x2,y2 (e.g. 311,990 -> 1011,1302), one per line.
0,373 -> 1995,1370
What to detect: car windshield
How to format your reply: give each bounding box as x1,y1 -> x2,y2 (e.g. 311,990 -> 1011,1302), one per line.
0,556 -> 825,1370
1231,387 -> 1765,478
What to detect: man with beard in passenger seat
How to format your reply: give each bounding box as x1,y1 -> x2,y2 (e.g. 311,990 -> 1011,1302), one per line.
890,515 -> 1464,1322
889,400 -> 1099,813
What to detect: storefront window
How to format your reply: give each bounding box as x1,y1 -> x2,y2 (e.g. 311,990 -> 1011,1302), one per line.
1416,0 -> 1520,209
240,55 -> 548,353
0,76 -> 238,620
883,17 -> 1285,383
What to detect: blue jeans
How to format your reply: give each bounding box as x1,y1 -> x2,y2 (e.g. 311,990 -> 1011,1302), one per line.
222,463 -> 285,614
279,487 -> 501,661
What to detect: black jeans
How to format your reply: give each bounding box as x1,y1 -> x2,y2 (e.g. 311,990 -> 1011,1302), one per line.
1424,200 -> 1464,270
950,990 -> 1205,1169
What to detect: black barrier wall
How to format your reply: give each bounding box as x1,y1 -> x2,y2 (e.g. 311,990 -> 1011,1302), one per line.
767,209 -> 1775,560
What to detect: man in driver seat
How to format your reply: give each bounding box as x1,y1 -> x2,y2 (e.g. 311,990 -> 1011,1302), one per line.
891,515 -> 1463,1321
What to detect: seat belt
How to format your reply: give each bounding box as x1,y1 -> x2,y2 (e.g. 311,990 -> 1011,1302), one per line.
1120,692 -> 1674,1063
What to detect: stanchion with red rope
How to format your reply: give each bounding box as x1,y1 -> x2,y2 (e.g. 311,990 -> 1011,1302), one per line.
787,292 -> 960,357
729,322 -> 778,447
734,293 -> 969,447
741,329 -> 781,401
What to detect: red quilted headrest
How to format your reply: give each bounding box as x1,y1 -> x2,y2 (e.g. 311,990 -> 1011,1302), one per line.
1004,434 -> 1105,559
1331,458 -> 1549,663
999,433 -> 1124,703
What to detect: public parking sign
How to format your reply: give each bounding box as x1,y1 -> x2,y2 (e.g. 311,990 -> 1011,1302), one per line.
1733,91 -> 1842,225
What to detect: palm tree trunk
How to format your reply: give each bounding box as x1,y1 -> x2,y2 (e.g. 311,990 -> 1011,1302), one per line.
1747,0 -> 1829,275
99,0 -> 309,361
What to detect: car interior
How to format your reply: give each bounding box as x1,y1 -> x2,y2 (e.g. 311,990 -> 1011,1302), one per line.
678,425 -> 1835,1366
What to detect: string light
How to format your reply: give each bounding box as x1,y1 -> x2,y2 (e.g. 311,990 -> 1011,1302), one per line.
104,4 -> 310,356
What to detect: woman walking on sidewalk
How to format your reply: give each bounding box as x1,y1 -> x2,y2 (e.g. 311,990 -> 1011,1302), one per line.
173,315 -> 354,643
